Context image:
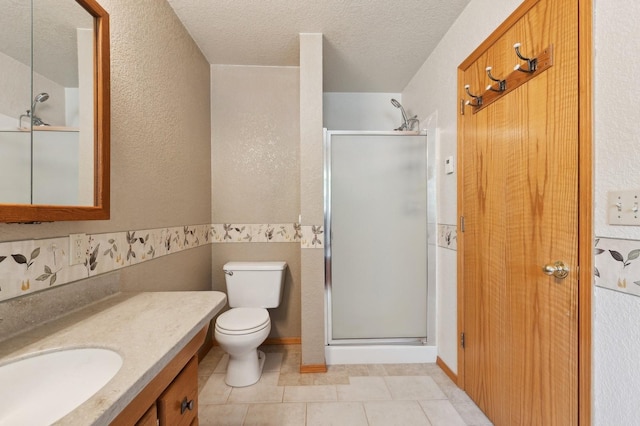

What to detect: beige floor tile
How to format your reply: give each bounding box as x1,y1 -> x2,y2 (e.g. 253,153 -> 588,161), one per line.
280,351 -> 301,374
214,354 -> 229,373
311,371 -> 350,385
227,373 -> 284,403
196,345 -> 490,426
199,350 -> 225,377
263,352 -> 283,372
307,402 -> 368,426
364,400 -> 432,426
199,373 -> 233,404
453,401 -> 494,425
278,372 -> 315,386
243,402 -> 306,426
345,364 -> 370,377
366,364 -> 389,376
255,370 -> 280,386
420,400 -> 467,426
199,403 -> 248,426
384,376 -> 447,400
336,376 -> 392,401
326,364 -> 346,373
198,375 -> 209,393
383,363 -> 433,376
283,384 -> 338,402
213,351 -> 280,375
438,381 -> 474,404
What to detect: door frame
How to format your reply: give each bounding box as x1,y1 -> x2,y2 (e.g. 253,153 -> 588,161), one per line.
455,0 -> 593,424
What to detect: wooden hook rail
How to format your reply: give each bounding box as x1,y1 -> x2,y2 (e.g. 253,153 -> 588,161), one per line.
466,44 -> 554,114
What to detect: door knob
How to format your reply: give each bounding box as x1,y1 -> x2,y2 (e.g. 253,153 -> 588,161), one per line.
542,261 -> 569,279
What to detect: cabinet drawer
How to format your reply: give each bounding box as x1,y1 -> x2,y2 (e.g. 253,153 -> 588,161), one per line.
135,404 -> 157,426
157,356 -> 198,426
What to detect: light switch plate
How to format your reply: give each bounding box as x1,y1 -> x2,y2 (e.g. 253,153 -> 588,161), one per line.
608,190 -> 640,225
445,156 -> 454,175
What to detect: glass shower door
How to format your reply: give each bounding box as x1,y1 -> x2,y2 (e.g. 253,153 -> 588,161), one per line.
326,132 -> 428,342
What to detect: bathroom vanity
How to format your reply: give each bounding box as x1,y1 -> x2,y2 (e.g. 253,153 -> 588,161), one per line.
0,291 -> 226,425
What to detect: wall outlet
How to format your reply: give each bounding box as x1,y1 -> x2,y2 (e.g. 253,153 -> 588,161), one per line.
69,233 -> 87,265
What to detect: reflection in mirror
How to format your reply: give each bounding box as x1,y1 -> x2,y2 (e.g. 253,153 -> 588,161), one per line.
0,1 -> 31,204
0,0 -> 110,222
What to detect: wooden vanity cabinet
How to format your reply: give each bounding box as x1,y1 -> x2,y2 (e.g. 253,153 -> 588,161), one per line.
112,327 -> 206,426
157,356 -> 198,425
135,404 -> 157,426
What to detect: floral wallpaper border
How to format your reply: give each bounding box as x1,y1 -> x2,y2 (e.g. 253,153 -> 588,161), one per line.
595,236 -> 640,298
0,223 -> 323,303
437,224 -> 457,251
210,223 -> 324,249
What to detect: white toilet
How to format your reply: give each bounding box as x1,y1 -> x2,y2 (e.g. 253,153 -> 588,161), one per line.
214,261 -> 287,387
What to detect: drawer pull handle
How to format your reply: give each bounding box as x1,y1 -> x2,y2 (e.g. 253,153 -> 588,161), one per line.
180,397 -> 194,414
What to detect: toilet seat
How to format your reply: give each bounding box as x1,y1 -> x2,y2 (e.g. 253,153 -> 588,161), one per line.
215,308 -> 270,335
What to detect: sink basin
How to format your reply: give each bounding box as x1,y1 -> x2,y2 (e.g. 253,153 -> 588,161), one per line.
0,347 -> 123,424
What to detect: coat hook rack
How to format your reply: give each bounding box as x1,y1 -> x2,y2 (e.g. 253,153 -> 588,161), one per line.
485,67 -> 506,92
464,84 -> 483,107
513,42 -> 537,73
462,44 -> 553,115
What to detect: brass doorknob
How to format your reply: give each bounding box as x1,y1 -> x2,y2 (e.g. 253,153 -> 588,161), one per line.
542,261 -> 569,279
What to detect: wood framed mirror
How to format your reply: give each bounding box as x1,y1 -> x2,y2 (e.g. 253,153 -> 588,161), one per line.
0,0 -> 109,223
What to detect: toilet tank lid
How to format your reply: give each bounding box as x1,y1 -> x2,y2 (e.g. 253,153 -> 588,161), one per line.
223,261 -> 287,271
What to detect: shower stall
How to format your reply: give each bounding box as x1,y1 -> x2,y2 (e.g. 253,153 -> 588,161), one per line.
324,129 -> 436,364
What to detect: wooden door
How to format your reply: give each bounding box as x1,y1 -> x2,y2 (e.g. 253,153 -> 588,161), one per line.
457,0 -> 586,424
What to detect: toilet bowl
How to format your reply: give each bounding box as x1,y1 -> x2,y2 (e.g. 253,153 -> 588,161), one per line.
213,261 -> 286,387
214,307 -> 271,387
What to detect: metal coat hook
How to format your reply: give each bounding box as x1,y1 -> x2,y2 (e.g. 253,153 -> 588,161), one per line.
513,42 -> 537,73
485,67 -> 506,92
464,84 -> 483,107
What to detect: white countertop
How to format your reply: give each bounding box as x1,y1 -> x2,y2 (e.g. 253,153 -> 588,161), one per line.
0,291 -> 227,425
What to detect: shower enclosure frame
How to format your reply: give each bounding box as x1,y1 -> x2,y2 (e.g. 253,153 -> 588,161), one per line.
324,129 -> 430,348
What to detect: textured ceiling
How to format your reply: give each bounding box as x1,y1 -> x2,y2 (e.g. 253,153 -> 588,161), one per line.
166,0 -> 471,92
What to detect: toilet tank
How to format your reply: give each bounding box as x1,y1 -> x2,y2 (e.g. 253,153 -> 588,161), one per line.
223,261 -> 287,308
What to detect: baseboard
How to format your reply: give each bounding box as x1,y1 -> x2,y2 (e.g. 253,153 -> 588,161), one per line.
263,337 -> 301,345
436,356 -> 458,384
300,363 -> 328,374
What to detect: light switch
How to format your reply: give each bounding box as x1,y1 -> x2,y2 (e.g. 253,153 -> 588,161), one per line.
445,156 -> 454,175
608,190 -> 640,225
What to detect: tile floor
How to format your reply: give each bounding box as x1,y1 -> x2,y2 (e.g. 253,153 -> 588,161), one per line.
197,345 -> 493,426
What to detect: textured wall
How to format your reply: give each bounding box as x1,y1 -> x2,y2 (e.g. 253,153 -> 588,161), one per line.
210,65 -> 300,224
210,65 -> 301,339
401,0 -> 522,373
0,0 -> 212,303
299,33 -> 325,366
403,0 -> 640,421
323,92 -> 402,131
593,0 -> 640,423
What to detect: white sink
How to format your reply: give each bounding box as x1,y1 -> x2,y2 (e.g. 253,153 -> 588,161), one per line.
0,347 -> 123,425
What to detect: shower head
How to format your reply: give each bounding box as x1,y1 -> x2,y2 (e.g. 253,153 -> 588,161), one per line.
28,92 -> 50,126
391,98 -> 408,126
34,92 -> 49,103
30,92 -> 49,117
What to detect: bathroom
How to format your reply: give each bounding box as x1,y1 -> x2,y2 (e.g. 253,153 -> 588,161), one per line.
0,0 -> 638,424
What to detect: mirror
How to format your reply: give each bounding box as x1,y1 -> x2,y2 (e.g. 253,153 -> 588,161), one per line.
0,0 -> 109,222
